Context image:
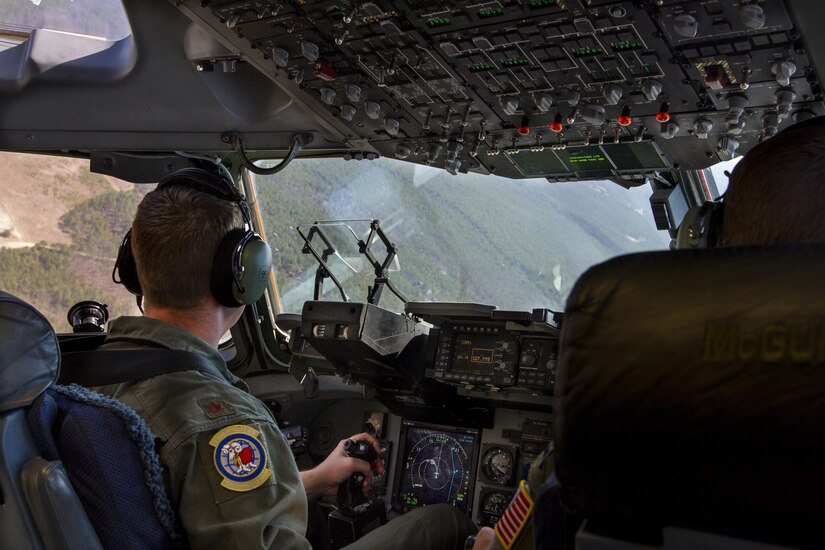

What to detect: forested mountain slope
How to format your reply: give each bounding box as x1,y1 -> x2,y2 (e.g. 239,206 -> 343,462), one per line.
0,153 -> 142,330
255,157 -> 670,313
0,153 -> 669,330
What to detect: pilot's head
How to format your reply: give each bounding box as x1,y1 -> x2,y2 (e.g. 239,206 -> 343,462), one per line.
130,182 -> 243,311
720,115 -> 825,247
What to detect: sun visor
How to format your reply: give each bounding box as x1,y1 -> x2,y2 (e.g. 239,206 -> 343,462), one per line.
556,244 -> 825,538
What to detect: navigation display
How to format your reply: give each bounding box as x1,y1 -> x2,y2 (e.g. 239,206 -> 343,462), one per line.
393,422 -> 480,513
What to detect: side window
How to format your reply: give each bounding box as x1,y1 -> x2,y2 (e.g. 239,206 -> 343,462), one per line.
0,0 -> 131,41
0,152 -> 145,331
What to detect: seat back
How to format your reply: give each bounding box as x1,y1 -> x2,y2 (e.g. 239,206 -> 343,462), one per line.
28,384 -> 179,549
1,291 -> 179,549
555,245 -> 825,547
0,291 -> 100,550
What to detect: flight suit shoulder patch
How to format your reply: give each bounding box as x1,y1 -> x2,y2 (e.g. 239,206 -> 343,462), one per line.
198,398 -> 236,419
208,425 -> 272,493
494,480 -> 534,550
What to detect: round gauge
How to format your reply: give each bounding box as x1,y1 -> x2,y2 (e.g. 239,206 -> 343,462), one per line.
480,445 -> 515,485
480,489 -> 511,517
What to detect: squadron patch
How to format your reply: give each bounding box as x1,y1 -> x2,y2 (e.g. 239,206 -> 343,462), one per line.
495,480 -> 534,549
209,425 -> 272,492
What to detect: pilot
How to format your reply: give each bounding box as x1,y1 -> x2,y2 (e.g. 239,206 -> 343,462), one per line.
471,116 -> 825,550
716,115 -> 825,247
97,169 -> 476,549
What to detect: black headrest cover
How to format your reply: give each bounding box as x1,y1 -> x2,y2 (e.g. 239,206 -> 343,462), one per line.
556,244 -> 825,537
0,292 -> 59,412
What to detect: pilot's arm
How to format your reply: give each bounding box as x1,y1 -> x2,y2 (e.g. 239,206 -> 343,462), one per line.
299,432 -> 384,498
165,421 -> 312,550
473,444 -> 555,550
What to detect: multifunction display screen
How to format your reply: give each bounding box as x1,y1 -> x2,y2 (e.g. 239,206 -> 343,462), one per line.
452,334 -> 499,372
394,422 -> 479,513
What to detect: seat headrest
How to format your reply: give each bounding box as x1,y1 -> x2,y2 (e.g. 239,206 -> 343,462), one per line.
0,292 -> 59,412
556,244 -> 825,539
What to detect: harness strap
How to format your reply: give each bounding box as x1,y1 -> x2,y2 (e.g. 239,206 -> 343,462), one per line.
59,350 -> 224,386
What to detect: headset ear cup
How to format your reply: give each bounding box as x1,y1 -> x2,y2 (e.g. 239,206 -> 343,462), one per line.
211,228 -> 247,307
114,231 -> 143,296
236,236 -> 273,305
211,229 -> 273,307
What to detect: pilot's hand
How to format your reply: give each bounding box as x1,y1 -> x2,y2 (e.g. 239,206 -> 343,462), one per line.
300,433 -> 384,498
471,527 -> 496,550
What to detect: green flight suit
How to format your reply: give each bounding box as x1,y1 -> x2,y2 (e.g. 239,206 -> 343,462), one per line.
96,316 -> 311,550
490,445 -> 554,550
95,316 -> 477,550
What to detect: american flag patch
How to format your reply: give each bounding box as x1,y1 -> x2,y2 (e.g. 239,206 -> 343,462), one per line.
494,480 -> 534,549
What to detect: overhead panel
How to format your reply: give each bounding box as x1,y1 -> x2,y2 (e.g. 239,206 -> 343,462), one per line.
192,0 -> 824,181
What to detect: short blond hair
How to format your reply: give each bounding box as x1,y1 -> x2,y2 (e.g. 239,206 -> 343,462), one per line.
721,116 -> 825,247
131,184 -> 243,309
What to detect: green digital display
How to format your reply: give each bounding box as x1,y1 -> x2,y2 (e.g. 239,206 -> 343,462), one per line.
612,41 -> 644,51
626,64 -> 655,76
502,58 -> 529,67
478,7 -> 505,18
568,152 -> 607,164
573,47 -> 604,57
507,143 -> 670,176
529,0 -> 557,6
427,17 -> 451,28
556,146 -> 614,173
469,62 -> 496,72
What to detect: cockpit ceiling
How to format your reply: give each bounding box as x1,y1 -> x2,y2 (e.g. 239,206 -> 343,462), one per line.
0,0 -> 823,182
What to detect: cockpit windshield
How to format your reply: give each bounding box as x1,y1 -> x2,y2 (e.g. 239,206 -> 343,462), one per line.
253,157 -> 671,314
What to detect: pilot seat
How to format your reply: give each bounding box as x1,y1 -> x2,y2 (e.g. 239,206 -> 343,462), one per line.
554,244 -> 825,549
0,291 -> 178,549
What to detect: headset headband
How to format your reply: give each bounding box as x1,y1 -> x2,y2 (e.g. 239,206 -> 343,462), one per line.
113,167 -> 273,307
157,167 -> 252,226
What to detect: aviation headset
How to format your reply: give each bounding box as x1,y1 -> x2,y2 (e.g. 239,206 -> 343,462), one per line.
113,167 -> 273,307
674,198 -> 725,249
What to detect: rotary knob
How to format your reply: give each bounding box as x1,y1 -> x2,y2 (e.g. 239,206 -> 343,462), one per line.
641,80 -> 663,102
673,14 -> 699,38
603,84 -> 623,105
535,93 -> 554,113
692,118 -> 713,139
520,352 -> 536,368
740,4 -> 765,30
772,60 -> 797,87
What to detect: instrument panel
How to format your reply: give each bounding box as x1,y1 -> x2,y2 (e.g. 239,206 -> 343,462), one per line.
183,0 -> 824,180
412,302 -> 560,399
431,324 -> 556,392
387,414 -> 552,526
